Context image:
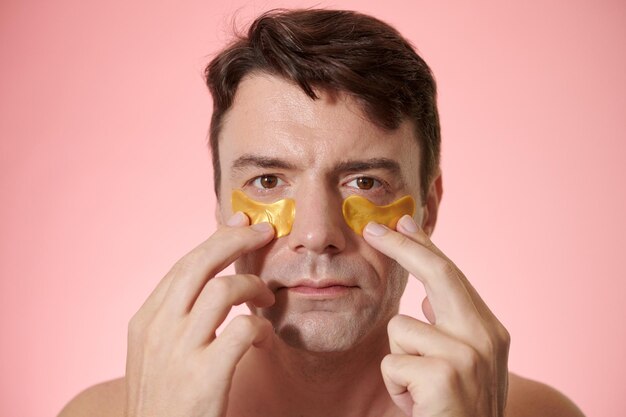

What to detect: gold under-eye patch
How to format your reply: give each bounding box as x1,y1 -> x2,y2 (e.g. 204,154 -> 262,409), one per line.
231,189 -> 296,238
342,195 -> 416,235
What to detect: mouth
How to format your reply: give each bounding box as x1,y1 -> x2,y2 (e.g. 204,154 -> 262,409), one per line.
276,279 -> 359,297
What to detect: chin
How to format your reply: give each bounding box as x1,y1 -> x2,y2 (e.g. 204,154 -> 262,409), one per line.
275,311 -> 367,352
255,299 -> 395,353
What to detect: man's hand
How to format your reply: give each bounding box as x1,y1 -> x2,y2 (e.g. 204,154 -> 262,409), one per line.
363,215 -> 511,417
124,212 -> 275,417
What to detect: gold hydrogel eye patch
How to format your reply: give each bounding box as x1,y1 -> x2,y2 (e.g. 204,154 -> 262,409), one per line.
342,195 -> 416,235
231,189 -> 296,238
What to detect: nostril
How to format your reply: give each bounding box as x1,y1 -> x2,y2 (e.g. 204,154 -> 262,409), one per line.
327,244 -> 341,253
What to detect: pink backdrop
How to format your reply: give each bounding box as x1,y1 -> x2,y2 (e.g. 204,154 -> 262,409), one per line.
1,1 -> 624,415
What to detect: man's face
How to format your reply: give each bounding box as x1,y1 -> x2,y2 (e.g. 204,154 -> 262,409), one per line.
216,73 -> 425,352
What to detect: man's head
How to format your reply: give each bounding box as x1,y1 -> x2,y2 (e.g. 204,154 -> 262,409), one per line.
205,8 -> 441,205
204,9 -> 443,352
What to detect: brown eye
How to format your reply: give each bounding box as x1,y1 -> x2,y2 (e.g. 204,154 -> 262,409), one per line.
355,177 -> 375,190
259,175 -> 278,189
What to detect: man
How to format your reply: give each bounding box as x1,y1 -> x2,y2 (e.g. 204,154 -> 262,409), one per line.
59,9 -> 585,417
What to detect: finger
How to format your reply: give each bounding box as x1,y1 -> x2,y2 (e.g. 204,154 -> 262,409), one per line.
388,314 -> 445,356
129,269 -> 178,328
363,221 -> 477,327
381,354 -> 454,415
387,315 -> 481,374
181,274 -> 275,348
129,212 -> 255,324
203,314 -> 274,382
160,219 -> 275,317
395,214 -> 499,324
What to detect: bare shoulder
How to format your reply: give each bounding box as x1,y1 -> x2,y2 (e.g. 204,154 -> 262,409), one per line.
57,377 -> 125,417
56,372 -> 586,417
506,372 -> 586,417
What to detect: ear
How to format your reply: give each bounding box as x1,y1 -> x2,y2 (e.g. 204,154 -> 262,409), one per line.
420,172 -> 443,237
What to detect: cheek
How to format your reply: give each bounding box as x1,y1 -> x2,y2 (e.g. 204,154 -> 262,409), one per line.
233,240 -> 279,276
415,205 -> 426,228
375,255 -> 408,292
372,257 -> 408,320
386,261 -> 409,298
216,195 -> 232,225
357,240 -> 408,293
234,250 -> 266,275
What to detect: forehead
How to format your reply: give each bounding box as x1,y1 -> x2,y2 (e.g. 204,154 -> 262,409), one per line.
218,73 -> 421,185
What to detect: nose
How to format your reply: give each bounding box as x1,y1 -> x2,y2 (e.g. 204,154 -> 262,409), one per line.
287,185 -> 347,255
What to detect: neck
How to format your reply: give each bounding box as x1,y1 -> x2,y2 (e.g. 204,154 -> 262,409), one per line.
230,324 -> 400,417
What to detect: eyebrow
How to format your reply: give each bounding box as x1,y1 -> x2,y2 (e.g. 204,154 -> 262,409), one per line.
230,154 -> 405,184
333,158 -> 402,176
231,154 -> 298,174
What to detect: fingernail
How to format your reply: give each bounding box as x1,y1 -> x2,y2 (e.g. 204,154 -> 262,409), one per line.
251,222 -> 273,233
227,211 -> 246,227
364,222 -> 388,237
398,215 -> 419,233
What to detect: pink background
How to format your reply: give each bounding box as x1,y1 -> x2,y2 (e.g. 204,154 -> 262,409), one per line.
1,1 -> 624,416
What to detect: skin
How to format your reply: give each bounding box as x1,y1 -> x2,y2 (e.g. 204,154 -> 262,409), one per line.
58,73 -> 587,417
217,73 -> 429,416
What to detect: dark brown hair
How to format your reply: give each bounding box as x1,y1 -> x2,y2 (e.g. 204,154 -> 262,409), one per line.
204,8 -> 441,204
